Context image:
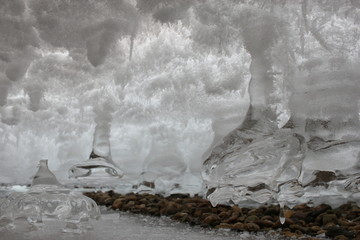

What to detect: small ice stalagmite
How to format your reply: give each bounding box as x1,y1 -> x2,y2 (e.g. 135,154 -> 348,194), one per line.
32,159 -> 61,186
0,160 -> 100,233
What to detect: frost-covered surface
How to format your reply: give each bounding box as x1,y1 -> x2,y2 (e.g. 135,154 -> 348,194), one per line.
0,0 -> 359,206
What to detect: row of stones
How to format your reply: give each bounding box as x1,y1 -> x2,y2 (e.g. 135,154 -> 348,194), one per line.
84,191 -> 360,240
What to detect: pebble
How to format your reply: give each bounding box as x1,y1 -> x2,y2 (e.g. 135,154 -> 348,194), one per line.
160,201 -> 182,215
215,223 -> 233,229
244,222 -> 260,232
202,214 -> 221,227
244,215 -> 259,223
112,198 -> 124,209
325,226 -> 355,239
333,235 -> 349,240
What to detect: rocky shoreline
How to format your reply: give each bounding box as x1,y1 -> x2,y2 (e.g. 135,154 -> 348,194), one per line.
84,191 -> 360,240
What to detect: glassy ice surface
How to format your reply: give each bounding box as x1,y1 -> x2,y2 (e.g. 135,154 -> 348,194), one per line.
0,210 -> 288,240
0,0 -> 359,210
0,160 -> 100,233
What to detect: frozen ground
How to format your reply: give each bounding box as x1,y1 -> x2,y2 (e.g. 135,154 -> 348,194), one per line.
0,208 -> 297,240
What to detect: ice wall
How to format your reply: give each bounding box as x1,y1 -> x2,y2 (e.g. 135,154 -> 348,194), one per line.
0,0 -> 249,189
0,0 -> 359,201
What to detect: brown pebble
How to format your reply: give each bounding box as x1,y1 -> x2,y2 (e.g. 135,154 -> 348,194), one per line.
199,207 -> 213,214
311,204 -> 332,219
263,206 -> 280,216
184,203 -> 196,212
349,224 -> 360,231
244,215 -> 259,223
324,222 -> 337,229
255,219 -> 274,228
284,209 -> 293,219
310,225 -> 322,232
103,197 -> 114,206
171,212 -> 190,222
326,226 -> 355,239
96,193 -> 110,204
135,204 -> 146,211
339,218 -> 356,227
125,194 -> 138,202
244,222 -> 260,232
296,220 -> 306,227
215,223 -> 233,229
289,224 -> 310,234
334,235 -> 349,240
292,211 -> 310,221
139,198 -> 150,205
248,209 -> 261,216
218,211 -> 231,220
193,209 -> 203,218
112,198 -> 124,209
317,229 -> 326,235
231,206 -> 243,215
160,201 -> 182,216
223,215 -> 238,223
123,201 -> 136,210
281,231 -> 302,238
232,222 -> 245,230
197,201 -> 212,208
202,214 -> 221,227
148,207 -> 160,216
323,213 -> 338,225
261,216 -> 275,222
293,203 -> 310,211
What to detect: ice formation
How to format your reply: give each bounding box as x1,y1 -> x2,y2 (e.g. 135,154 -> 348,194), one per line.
0,0 -> 359,210
0,160 -> 100,233
68,101 -> 124,181
201,3 -> 360,209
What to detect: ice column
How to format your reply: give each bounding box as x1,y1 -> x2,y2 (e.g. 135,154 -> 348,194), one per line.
202,10 -> 306,208
68,101 -> 123,179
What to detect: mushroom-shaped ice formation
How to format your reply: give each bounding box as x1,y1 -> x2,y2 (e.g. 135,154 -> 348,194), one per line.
68,155 -> 123,179
0,160 -> 100,233
68,118 -> 123,180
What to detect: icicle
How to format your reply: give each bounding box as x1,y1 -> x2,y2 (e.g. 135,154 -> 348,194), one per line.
279,202 -> 285,224
129,34 -> 134,60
